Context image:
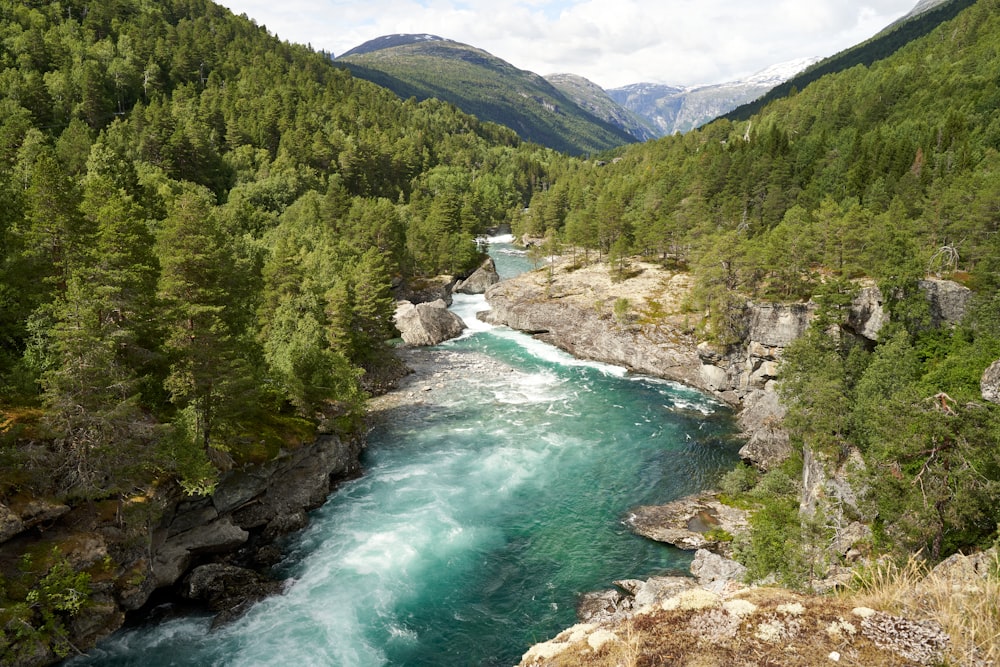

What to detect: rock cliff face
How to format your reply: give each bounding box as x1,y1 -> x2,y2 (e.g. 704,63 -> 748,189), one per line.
0,433 -> 361,665
481,262 -> 707,390
484,261 -> 972,474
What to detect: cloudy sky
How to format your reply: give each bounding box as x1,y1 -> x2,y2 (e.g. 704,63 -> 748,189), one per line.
217,0 -> 921,89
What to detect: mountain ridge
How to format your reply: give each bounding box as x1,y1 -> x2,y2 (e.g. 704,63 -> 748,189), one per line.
336,35 -> 639,155
607,57 -> 819,137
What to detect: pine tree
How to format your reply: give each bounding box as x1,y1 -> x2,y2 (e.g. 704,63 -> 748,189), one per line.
157,188 -> 256,461
40,177 -> 159,497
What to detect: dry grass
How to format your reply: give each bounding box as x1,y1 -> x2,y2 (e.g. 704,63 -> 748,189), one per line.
521,588 -> 917,667
847,552 -> 1000,666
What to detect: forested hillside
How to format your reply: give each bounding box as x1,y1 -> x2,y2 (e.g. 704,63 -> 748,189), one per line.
0,0 -> 552,501
336,36 -> 639,155
2,0 -> 999,661
723,0 -> 976,121
517,0 -> 1000,567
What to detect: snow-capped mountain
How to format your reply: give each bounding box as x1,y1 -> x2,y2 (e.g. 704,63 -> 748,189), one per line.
740,57 -> 823,88
609,57 -> 820,137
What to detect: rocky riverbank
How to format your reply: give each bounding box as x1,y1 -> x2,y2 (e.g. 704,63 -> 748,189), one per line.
482,256 -> 1000,666
0,429 -> 364,665
482,258 -> 973,472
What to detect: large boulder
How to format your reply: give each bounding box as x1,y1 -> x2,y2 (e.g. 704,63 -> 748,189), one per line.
394,300 -> 466,346
847,285 -> 889,341
919,278 -> 971,327
982,360 -> 1000,404
455,258 -> 500,294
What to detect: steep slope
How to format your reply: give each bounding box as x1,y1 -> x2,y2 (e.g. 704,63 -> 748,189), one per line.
609,57 -> 818,136
723,0 -> 976,121
545,73 -> 659,142
336,35 -> 638,155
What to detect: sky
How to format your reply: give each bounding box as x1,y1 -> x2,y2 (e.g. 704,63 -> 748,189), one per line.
216,0 -> 922,89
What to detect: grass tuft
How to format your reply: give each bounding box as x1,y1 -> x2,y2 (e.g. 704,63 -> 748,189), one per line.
847,551 -> 1000,665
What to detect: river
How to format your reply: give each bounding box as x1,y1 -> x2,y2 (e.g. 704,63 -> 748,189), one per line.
71,237 -> 741,666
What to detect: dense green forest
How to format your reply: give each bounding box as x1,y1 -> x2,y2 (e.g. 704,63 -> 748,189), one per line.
1,0 -> 999,659
0,0 -> 555,502
516,0 -> 1000,569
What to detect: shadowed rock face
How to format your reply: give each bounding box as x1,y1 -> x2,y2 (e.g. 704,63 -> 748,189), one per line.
455,257 -> 500,294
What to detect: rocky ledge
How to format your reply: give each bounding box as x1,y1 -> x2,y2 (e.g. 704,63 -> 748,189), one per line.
481,260 -> 707,391
520,547 -> 997,667
0,431 -> 362,665
624,492 -> 750,558
483,259 -> 974,472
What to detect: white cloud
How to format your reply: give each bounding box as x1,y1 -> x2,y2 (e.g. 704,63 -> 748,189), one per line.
217,0 -> 919,88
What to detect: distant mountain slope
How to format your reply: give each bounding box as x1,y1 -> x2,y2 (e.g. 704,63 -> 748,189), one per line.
336,35 -> 638,155
609,58 -> 818,136
722,0 -> 975,122
545,73 -> 660,142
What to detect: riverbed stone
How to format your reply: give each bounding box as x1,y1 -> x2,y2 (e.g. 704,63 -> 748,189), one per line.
394,299 -> 466,346
455,257 -> 500,294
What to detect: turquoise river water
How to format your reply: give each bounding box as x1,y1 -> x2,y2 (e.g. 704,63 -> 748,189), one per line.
71,238 -> 741,666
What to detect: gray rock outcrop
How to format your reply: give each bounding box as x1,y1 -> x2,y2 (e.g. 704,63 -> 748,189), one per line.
981,360 -> 1000,404
4,430 -> 365,664
182,563 -> 285,625
848,285 -> 889,341
747,303 -> 814,347
735,388 -> 790,470
455,258 -> 500,294
395,275 -> 457,306
394,299 -> 466,346
0,503 -> 24,544
482,276 -> 706,390
690,548 -> 747,588
625,492 -> 749,557
919,278 -> 972,327
152,517 -> 249,588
